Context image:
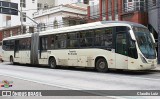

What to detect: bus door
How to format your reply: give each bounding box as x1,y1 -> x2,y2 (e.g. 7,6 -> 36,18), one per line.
39,36 -> 48,64
14,40 -> 19,58
115,27 -> 128,69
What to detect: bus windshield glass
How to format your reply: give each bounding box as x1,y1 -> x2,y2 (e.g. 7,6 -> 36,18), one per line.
133,27 -> 156,59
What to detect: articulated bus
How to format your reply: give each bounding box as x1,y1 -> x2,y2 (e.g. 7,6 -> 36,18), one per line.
2,21 -> 157,72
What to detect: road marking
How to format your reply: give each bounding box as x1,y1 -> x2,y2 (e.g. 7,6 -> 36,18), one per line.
0,73 -> 129,99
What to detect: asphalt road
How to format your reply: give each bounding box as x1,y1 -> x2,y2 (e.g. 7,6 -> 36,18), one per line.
0,62 -> 160,99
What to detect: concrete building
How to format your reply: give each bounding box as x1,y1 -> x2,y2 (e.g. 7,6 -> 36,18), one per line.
88,0 -> 147,25
0,0 -> 90,41
33,3 -> 87,31
0,0 -> 55,40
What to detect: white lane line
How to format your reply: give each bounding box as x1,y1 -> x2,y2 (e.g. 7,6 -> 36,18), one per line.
1,67 -> 160,82
0,73 -> 128,99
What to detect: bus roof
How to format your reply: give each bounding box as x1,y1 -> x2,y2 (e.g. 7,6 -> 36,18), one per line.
3,33 -> 32,40
3,21 -> 146,40
39,21 -> 146,36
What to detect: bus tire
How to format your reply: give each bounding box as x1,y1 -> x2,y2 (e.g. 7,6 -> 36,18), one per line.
49,57 -> 57,69
96,58 -> 108,72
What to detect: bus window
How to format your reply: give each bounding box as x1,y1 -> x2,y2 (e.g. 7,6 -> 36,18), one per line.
115,26 -> 129,56
40,37 -> 48,50
2,40 -> 14,51
104,28 -> 113,49
48,35 -> 55,49
116,33 -> 127,55
128,38 -> 138,59
79,30 -> 93,47
26,38 -> 31,50
3,40 -> 9,51
94,28 -> 113,50
19,38 -> 30,50
10,40 -> 14,50
55,34 -> 67,49
67,32 -> 79,48
94,29 -> 104,47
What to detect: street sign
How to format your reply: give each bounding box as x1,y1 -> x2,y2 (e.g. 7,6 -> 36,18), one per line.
0,1 -> 18,15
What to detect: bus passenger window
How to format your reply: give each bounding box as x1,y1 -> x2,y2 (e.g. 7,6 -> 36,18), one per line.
41,37 -> 48,50
94,28 -> 113,50
68,32 -> 79,48
55,34 -> 67,49
94,29 -> 104,47
48,35 -> 55,49
80,30 -> 93,47
51,38 -> 55,49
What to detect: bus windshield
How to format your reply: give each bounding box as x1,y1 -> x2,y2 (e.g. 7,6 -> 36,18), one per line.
133,27 -> 156,59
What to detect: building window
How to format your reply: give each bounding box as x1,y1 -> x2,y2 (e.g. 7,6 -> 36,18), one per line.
3,31 -> 6,38
23,12 -> 26,22
32,0 -> 35,3
102,0 -> 106,20
114,0 -> 118,20
20,12 -> 26,22
84,0 -> 89,4
90,4 -> 99,19
20,0 -> 26,8
78,0 -> 81,3
152,0 -> 156,6
6,16 -> 11,26
69,20 -> 76,26
54,20 -> 58,29
37,3 -> 42,10
124,0 -> 146,12
108,0 -> 112,20
44,4 -> 48,9
10,30 -> 12,36
39,23 -> 46,31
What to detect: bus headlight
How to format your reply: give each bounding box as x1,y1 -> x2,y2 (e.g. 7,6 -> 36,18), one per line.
139,54 -> 147,63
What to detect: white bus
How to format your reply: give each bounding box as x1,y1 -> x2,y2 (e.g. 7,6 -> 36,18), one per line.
2,21 -> 157,72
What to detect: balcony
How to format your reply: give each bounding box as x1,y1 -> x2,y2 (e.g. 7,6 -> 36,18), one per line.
123,1 -> 147,14
33,4 -> 87,18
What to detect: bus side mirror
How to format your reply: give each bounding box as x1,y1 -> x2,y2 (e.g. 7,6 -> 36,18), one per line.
129,30 -> 136,41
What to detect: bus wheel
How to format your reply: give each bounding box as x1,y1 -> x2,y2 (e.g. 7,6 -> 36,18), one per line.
49,58 -> 57,69
96,58 -> 108,72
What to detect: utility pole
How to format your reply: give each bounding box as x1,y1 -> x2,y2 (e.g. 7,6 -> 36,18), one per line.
20,2 -> 23,35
